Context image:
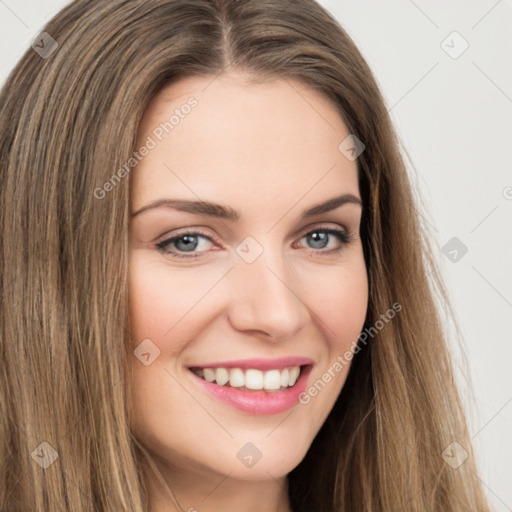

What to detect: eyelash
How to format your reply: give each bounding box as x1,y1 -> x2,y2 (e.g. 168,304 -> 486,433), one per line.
155,226 -> 354,260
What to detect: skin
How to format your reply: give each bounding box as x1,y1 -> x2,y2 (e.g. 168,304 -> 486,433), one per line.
128,69 -> 368,512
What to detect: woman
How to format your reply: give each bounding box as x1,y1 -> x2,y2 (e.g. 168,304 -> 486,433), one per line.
0,0 -> 492,511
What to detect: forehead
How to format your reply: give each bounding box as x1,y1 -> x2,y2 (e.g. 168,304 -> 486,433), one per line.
131,72 -> 360,220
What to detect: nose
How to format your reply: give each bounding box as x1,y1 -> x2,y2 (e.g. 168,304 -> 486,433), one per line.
226,247 -> 310,341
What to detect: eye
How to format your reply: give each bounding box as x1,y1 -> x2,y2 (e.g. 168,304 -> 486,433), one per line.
295,227 -> 353,254
155,226 -> 354,260
155,229 -> 214,259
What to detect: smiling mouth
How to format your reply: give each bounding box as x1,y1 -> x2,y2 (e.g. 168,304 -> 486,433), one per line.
189,365 -> 310,393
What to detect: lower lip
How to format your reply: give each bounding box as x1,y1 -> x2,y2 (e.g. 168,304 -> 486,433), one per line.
189,365 -> 313,415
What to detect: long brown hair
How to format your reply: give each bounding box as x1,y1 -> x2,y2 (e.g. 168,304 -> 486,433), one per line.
0,0 -> 491,510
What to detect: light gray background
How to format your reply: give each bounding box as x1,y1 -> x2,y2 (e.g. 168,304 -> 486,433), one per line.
1,0 -> 511,509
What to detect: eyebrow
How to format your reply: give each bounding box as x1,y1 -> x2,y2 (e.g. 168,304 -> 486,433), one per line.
130,193 -> 362,221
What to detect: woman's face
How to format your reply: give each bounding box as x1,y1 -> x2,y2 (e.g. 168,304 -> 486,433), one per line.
128,71 -> 368,484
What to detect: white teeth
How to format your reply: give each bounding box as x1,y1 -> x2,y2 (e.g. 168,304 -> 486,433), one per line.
288,366 -> 300,387
194,365 -> 304,391
264,369 -> 282,390
203,368 -> 216,382
280,368 -> 289,387
245,369 -> 263,390
215,367 -> 229,386
229,368 -> 245,388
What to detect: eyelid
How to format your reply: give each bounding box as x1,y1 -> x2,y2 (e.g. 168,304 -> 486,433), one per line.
155,227 -> 217,251
156,221 -> 349,243
297,220 -> 350,236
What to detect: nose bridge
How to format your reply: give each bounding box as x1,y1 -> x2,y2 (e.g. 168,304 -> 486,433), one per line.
226,237 -> 309,339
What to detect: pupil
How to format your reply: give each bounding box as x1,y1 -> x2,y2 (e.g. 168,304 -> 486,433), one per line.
176,235 -> 198,252
309,232 -> 327,249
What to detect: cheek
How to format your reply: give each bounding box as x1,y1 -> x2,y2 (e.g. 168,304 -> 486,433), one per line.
331,270 -> 368,348
299,258 -> 368,412
127,256 -> 209,445
306,258 -> 369,353
128,255 -> 219,351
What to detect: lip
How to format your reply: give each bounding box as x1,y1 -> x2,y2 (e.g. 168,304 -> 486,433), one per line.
188,356 -> 313,371
188,363 -> 313,415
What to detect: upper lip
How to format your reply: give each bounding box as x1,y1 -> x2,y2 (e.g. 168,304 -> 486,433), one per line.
188,356 -> 313,371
